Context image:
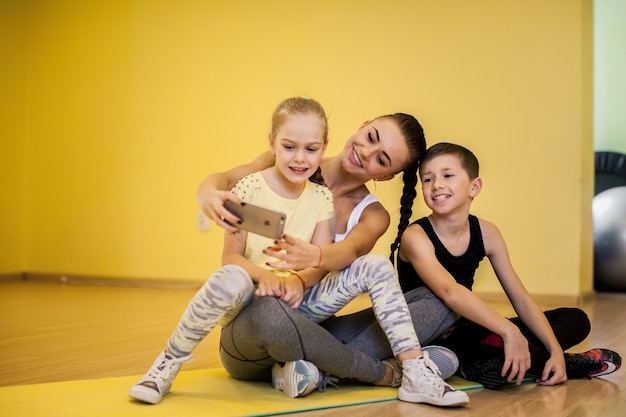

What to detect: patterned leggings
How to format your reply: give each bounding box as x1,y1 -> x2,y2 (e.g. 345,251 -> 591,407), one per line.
297,254 -> 420,356
167,264 -> 255,357
167,253 -> 420,359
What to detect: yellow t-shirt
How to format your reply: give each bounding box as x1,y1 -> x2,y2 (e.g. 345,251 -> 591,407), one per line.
230,172 -> 334,278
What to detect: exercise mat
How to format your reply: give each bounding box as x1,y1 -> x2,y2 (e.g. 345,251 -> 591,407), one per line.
0,367 -> 486,417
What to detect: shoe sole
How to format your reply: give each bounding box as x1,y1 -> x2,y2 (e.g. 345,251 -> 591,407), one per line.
272,361 -> 317,398
398,390 -> 469,407
129,385 -> 164,404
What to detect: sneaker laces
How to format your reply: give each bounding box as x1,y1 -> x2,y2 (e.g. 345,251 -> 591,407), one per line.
141,353 -> 194,388
317,372 -> 339,392
418,353 -> 456,396
422,351 -> 443,377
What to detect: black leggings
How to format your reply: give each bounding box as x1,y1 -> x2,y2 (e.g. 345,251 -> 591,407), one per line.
433,307 -> 591,374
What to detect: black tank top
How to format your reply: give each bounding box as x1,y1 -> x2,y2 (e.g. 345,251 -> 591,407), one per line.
397,215 -> 486,292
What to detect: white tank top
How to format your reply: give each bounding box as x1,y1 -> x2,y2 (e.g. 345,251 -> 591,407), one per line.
334,194 -> 379,242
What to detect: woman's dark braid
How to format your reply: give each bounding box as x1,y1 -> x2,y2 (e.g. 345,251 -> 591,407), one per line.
385,112 -> 426,265
390,166 -> 418,265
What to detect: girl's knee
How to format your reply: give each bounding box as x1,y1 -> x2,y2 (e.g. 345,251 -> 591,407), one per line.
211,264 -> 253,289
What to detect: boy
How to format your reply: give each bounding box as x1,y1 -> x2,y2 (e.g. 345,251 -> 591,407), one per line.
395,142 -> 621,389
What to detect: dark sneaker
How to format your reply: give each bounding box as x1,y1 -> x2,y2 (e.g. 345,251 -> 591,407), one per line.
459,356 -> 508,390
566,348 -> 621,378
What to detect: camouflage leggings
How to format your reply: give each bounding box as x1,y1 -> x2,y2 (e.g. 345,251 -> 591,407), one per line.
168,254 -> 420,358
297,253 -> 420,356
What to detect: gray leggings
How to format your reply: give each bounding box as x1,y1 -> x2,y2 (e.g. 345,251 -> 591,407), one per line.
220,280 -> 458,384
220,296 -> 387,383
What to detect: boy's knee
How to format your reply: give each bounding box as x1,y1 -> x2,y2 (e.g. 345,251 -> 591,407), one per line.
568,307 -> 591,334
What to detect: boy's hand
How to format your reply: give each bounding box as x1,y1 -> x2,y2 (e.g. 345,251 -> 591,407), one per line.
502,329 -> 531,385
536,353 -> 568,386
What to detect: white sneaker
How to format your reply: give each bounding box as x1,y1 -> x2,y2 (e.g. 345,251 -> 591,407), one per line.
272,360 -> 337,398
383,346 -> 458,387
129,350 -> 194,404
398,352 -> 469,407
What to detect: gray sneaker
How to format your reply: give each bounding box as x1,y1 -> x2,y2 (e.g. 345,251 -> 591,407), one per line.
382,358 -> 403,387
422,345 -> 459,380
129,350 -> 194,404
398,352 -> 469,407
272,360 -> 337,398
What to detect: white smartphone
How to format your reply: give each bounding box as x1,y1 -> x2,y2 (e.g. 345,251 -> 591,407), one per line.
224,201 -> 286,240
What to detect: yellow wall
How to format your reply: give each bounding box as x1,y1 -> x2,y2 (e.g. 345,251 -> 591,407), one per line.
0,0 -> 28,274
1,0 -> 593,297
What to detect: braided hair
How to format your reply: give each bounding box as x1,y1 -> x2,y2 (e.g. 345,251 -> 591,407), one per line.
386,113 -> 426,265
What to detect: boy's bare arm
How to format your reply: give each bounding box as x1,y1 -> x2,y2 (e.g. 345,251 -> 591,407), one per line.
481,219 -> 567,385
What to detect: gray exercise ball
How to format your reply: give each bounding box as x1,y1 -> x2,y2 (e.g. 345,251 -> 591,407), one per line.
593,186 -> 626,291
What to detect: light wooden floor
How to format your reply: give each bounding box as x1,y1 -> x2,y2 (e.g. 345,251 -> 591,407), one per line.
1,278 -> 625,416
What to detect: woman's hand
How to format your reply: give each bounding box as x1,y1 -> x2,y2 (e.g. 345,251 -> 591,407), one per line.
264,234 -> 320,271
198,187 -> 243,233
